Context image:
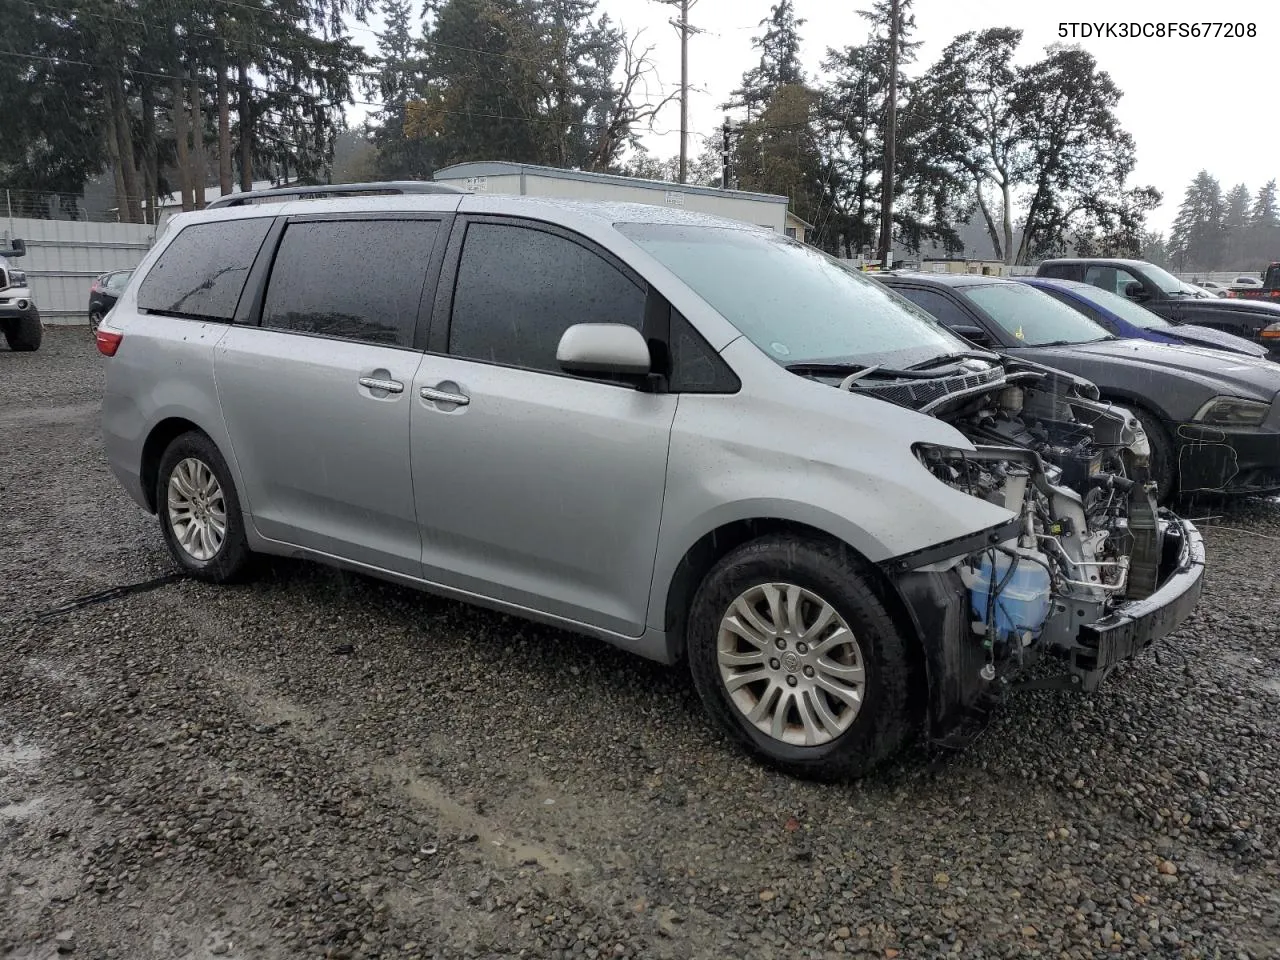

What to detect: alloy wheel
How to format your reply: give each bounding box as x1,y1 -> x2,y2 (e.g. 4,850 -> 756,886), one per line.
717,582 -> 866,746
166,457 -> 227,562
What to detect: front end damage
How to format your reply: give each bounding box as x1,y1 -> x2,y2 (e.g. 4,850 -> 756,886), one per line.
863,358 -> 1206,742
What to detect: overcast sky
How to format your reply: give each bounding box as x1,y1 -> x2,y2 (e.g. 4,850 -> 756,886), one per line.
350,0 -> 1277,233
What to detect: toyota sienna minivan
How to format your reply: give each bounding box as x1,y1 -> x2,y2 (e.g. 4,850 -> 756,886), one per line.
98,183 -> 1205,779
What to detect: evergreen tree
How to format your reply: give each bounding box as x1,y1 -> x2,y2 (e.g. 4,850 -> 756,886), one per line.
728,0 -> 806,117
370,0 -> 433,178
1248,179 -> 1280,270
1170,170 -> 1226,272
537,0 -> 623,169
1222,182 -> 1252,267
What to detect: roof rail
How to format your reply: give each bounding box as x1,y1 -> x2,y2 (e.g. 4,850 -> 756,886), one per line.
205,181 -> 467,209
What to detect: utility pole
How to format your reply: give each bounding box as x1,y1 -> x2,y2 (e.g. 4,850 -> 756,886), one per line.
877,0 -> 900,266
655,0 -> 703,184
721,115 -> 731,189
680,0 -> 689,183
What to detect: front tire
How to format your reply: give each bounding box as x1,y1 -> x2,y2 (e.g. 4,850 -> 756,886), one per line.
4,311 -> 42,351
1133,408 -> 1175,503
687,535 -> 916,780
156,431 -> 252,583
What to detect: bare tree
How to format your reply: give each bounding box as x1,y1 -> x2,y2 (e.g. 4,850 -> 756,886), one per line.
585,30 -> 681,172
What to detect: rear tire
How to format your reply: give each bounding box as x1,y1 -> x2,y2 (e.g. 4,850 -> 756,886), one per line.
686,535 -> 916,781
156,431 -> 253,583
89,309 -> 103,332
4,311 -> 42,351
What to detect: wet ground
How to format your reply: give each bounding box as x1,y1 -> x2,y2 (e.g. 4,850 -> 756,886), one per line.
2,329 -> 1279,959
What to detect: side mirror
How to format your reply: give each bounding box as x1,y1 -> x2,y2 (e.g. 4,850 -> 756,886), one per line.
1123,281 -> 1148,301
0,238 -> 26,258
951,324 -> 994,347
557,323 -> 652,379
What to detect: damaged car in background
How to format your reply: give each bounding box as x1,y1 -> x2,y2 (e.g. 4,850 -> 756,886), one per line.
99,193 -> 1204,779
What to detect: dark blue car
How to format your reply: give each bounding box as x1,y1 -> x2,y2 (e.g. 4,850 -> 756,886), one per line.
1018,277 -> 1269,359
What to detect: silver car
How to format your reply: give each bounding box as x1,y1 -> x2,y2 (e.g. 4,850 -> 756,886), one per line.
99,186 -> 1205,779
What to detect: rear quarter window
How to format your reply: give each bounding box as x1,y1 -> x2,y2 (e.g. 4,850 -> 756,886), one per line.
137,218 -> 273,321
1037,263 -> 1077,280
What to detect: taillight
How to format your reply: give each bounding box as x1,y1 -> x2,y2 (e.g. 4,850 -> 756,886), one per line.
1261,323 -> 1280,340
96,328 -> 123,356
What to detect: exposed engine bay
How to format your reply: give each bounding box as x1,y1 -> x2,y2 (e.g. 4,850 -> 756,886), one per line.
827,354 -> 1178,700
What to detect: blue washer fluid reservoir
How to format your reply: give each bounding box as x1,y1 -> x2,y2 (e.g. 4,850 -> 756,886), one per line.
968,553 -> 1053,642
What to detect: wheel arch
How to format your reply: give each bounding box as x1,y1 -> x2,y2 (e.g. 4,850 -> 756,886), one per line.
660,518 -> 930,710
140,417 -> 210,513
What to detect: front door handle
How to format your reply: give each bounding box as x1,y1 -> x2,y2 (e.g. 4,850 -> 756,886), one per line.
420,386 -> 470,407
359,376 -> 404,394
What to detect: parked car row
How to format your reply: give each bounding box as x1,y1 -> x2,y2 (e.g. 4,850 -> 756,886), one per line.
95,185 -> 1207,780
1225,262 -> 1280,302
1033,258 -> 1280,357
876,271 -> 1280,500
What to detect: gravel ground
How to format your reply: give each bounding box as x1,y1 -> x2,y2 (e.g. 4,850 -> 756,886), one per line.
3,328 -> 1280,960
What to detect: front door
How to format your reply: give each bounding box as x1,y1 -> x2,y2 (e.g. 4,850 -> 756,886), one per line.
215,217 -> 442,576
409,218 -> 677,636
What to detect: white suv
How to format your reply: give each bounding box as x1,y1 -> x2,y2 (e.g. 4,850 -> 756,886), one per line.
0,245 -> 40,351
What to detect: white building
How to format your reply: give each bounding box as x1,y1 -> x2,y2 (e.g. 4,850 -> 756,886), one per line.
432,162 -> 791,235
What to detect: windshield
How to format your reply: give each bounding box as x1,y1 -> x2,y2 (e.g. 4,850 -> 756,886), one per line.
615,223 -> 966,368
1059,282 -> 1171,329
1138,262 -> 1190,294
959,282 -> 1113,346
1180,283 -> 1216,299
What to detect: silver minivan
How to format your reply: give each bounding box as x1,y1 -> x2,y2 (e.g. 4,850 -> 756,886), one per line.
99,184 -> 1205,778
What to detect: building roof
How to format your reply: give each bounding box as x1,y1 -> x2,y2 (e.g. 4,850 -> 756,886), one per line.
785,211 -> 815,229
433,161 -> 789,205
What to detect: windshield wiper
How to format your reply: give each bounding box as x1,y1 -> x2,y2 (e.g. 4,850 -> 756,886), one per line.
905,351 -> 998,371
784,360 -> 974,381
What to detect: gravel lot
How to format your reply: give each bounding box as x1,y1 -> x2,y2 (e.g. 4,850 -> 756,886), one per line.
3,328 -> 1280,960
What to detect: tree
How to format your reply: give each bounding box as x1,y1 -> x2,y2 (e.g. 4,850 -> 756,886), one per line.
816,44 -> 881,257
1011,45 -> 1147,263
620,135 -> 720,185
727,0 -> 805,117
1222,182 -> 1252,267
0,0 -> 108,212
914,36 -> 1152,264
369,0 -> 434,178
915,28 -> 1022,261
1170,170 -> 1226,272
1,0 -> 370,219
1141,230 -> 1170,268
731,85 -> 825,229
1248,179 -> 1280,269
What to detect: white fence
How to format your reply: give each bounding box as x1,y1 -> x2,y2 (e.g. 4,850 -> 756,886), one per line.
2,217 -> 158,324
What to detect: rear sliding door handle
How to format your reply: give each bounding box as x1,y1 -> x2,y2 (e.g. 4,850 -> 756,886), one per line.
420,386 -> 470,406
359,376 -> 404,394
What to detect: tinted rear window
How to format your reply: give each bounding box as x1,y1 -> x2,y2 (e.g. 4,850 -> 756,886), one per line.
261,219 -> 440,348
137,218 -> 272,320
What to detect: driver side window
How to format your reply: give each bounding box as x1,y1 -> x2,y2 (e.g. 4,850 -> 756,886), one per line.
1084,265 -> 1144,298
